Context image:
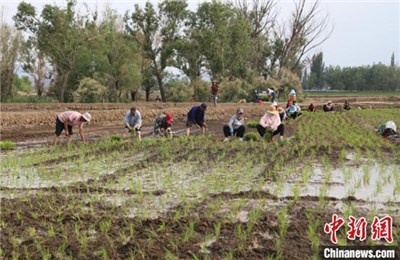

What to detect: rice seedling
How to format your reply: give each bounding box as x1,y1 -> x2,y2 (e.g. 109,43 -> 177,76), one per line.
0,140 -> 16,150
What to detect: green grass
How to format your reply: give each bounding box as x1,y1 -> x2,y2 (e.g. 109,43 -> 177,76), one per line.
0,141 -> 16,150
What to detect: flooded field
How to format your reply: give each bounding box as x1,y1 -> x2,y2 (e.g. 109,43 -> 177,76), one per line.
1,106 -> 399,259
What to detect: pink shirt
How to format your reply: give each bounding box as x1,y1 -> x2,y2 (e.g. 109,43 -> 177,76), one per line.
57,111 -> 83,126
259,113 -> 281,131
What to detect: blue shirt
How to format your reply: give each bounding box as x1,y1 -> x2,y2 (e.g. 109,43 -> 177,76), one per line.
187,106 -> 205,125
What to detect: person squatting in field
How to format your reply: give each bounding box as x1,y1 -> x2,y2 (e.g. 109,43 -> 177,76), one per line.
344,100 -> 351,110
286,100 -> 301,119
186,103 -> 207,136
286,89 -> 297,108
272,102 -> 287,121
223,108 -> 246,142
53,111 -> 91,144
123,106 -> 142,140
257,105 -> 285,142
153,113 -> 173,137
323,101 -> 335,112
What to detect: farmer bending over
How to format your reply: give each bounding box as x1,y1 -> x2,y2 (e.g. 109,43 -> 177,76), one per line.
53,111 -> 91,144
153,113 -> 173,137
186,103 -> 207,136
123,106 -> 142,140
257,105 -> 285,142
323,101 -> 334,112
223,108 -> 246,142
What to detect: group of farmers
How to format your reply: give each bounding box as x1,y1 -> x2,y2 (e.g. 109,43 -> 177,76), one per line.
53,102 -> 287,144
53,88 -> 398,144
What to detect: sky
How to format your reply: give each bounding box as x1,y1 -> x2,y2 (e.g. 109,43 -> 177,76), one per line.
1,0 -> 399,68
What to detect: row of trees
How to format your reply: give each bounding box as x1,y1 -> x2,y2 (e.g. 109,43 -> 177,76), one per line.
305,52 -> 400,91
1,0 -> 332,102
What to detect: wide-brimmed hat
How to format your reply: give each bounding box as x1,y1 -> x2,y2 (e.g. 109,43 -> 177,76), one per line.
237,108 -> 244,114
327,100 -> 332,104
266,105 -> 279,115
165,113 -> 173,124
82,112 -> 91,123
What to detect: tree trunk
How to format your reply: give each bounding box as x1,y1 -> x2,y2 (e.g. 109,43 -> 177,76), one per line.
0,68 -> 14,101
130,90 -> 137,102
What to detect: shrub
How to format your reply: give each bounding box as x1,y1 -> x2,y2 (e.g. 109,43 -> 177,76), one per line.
244,132 -> 259,141
219,79 -> 248,102
75,77 -> 107,103
246,121 -> 258,128
0,141 -> 16,150
192,79 -> 210,102
166,80 -> 193,102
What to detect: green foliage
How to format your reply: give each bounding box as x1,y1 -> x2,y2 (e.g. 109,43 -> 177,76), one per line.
244,132 -> 258,141
219,79 -> 248,102
0,141 -> 16,150
246,121 -> 258,128
75,77 -> 107,103
110,135 -> 124,142
13,75 -> 32,93
191,79 -> 209,102
1,24 -> 23,101
166,80 -> 193,102
312,63 -> 400,91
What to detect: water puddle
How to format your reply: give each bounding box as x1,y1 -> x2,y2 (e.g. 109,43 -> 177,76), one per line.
0,153 -> 145,189
263,161 -> 400,203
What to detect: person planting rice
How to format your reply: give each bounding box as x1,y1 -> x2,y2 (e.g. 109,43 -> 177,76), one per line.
53,111 -> 91,144
123,106 -> 142,140
286,100 -> 301,119
223,108 -> 246,142
323,101 -> 335,112
153,113 -> 173,137
257,105 -> 285,142
286,89 -> 297,108
186,103 -> 207,136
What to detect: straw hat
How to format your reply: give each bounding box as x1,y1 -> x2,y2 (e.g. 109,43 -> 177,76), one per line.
266,105 -> 279,115
82,112 -> 91,123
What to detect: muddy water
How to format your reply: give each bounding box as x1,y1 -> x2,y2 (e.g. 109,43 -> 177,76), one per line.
262,160 -> 400,203
0,152 -> 146,190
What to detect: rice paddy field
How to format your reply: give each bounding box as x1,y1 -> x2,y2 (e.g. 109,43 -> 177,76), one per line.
0,102 -> 399,259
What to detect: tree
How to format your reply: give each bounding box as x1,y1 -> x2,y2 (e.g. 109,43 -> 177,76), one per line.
13,75 -> 32,93
0,23 -> 23,101
232,0 -> 277,76
125,0 -> 189,102
391,52 -> 395,67
14,1 -> 96,102
20,38 -> 51,97
308,52 -> 324,89
94,8 -> 141,102
271,0 -> 332,73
